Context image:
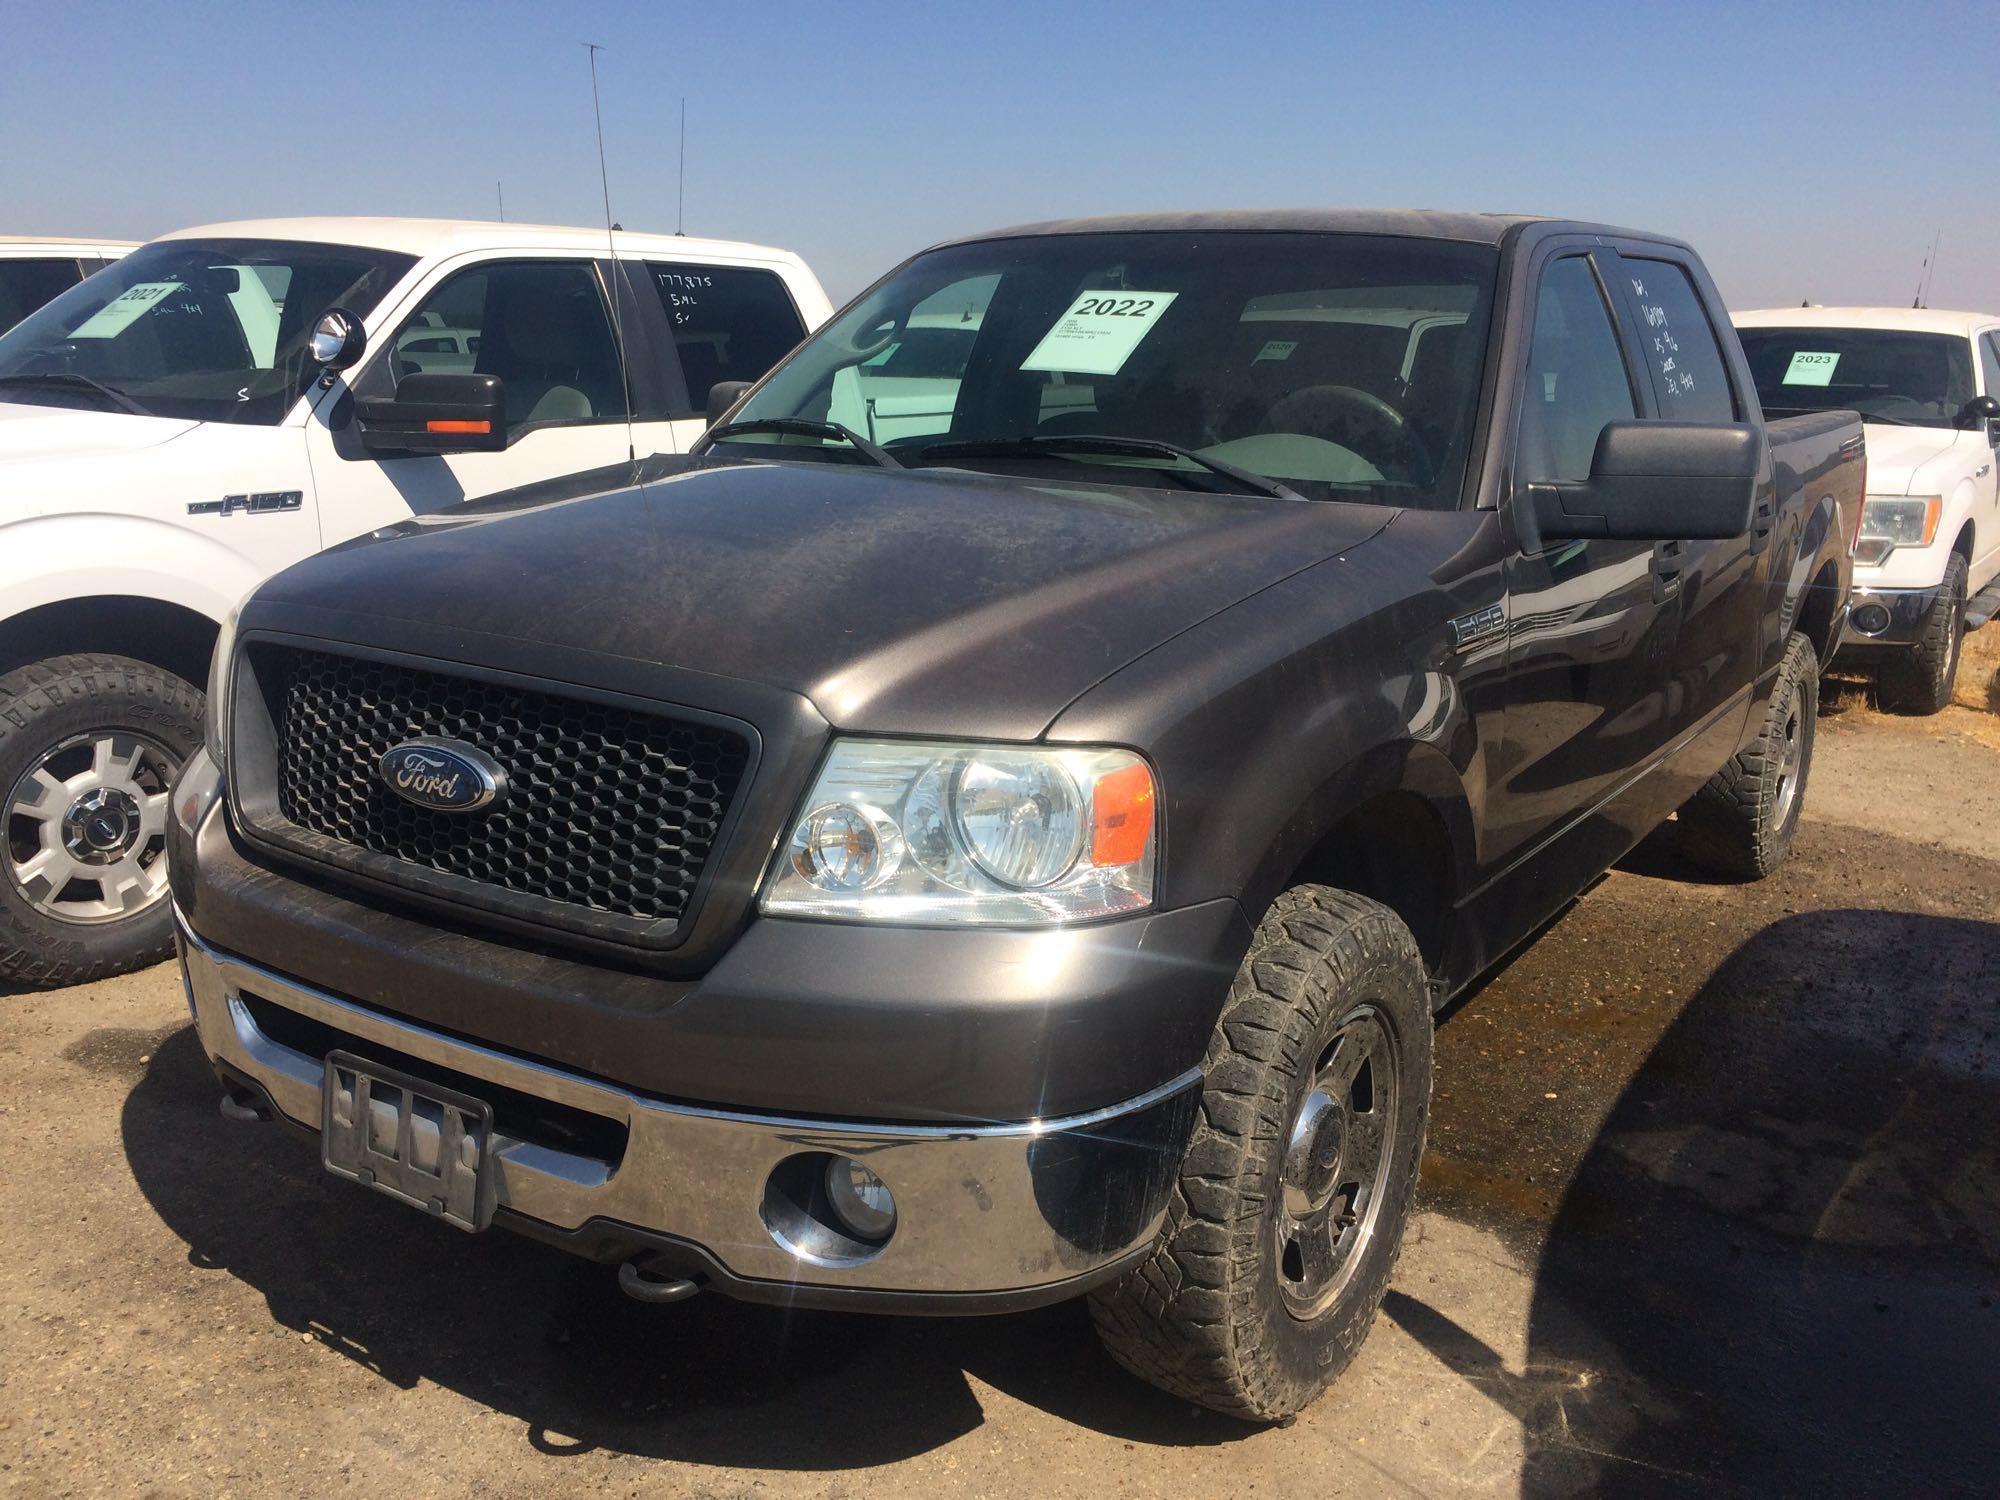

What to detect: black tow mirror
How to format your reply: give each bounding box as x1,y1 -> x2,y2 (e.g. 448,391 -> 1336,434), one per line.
1520,421 -> 1759,544
355,372 -> 507,455
706,380 -> 752,426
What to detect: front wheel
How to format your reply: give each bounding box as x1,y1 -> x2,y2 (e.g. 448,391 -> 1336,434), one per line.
1877,553 -> 1966,715
0,655 -> 203,989
1089,887 -> 1432,1422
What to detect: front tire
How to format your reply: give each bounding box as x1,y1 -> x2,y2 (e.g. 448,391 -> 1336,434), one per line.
1677,630 -> 1817,880
0,655 -> 202,989
1877,553 -> 1966,715
1090,887 -> 1432,1422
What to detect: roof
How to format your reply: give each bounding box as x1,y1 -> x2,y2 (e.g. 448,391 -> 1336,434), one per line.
933,208 -> 1672,250
1733,306 -> 1999,336
149,217 -> 803,265
0,236 -> 136,253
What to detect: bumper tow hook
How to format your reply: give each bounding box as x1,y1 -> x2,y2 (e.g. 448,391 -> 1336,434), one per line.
618,1259 -> 701,1305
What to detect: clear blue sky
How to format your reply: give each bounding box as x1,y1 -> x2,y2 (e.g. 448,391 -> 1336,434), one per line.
4,0 -> 1994,310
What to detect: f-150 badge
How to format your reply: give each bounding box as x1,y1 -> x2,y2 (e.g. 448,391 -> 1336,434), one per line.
187,491 -> 302,517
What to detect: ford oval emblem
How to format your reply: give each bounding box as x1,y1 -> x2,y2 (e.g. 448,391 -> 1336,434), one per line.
378,738 -> 507,813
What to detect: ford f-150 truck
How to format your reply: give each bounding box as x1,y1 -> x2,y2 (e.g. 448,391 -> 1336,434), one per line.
0,217 -> 829,986
0,238 -> 133,330
1735,306 -> 2000,712
169,210 -> 1860,1422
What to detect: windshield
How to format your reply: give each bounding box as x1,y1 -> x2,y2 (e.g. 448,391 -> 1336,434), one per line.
0,238 -> 414,423
715,232 -> 1499,507
1737,327 -> 1975,429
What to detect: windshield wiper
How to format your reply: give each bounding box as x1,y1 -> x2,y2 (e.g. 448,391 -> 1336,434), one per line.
915,433 -> 1304,501
0,370 -> 151,417
703,417 -> 903,469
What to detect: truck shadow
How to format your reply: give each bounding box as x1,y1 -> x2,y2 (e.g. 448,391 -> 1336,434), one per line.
121,1027 -> 1237,1468
1396,906 -> 2000,1497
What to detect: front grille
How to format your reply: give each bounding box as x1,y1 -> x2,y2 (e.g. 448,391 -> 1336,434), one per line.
254,645 -> 749,930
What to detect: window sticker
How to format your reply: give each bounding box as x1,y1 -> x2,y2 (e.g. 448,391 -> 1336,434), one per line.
1781,350 -> 1840,387
69,281 -> 181,338
1253,339 -> 1299,364
1021,290 -> 1177,376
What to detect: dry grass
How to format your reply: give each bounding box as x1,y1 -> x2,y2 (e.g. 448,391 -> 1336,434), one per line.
1819,619 -> 2000,751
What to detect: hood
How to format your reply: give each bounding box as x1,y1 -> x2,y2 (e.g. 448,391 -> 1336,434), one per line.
0,401 -> 199,464
254,459 -> 1394,739
1857,422 -> 1967,494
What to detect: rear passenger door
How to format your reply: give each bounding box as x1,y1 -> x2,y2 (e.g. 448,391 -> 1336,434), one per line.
1600,249 -> 1762,754
625,260 -> 810,453
306,257 -> 636,540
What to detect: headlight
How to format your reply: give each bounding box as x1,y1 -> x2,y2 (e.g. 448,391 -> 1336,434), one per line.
204,601 -> 242,774
761,739 -> 1157,926
1855,494 -> 1941,564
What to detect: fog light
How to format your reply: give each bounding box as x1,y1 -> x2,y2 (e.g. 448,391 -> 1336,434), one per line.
824,1155 -> 896,1240
1853,604 -> 1891,636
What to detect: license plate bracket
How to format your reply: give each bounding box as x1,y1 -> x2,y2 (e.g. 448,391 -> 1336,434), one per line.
321,1050 -> 496,1232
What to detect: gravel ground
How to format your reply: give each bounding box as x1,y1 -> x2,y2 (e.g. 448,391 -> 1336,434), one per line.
2,685 -> 1996,1498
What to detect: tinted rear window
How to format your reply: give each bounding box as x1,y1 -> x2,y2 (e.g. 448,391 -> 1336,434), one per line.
646,263 -> 806,415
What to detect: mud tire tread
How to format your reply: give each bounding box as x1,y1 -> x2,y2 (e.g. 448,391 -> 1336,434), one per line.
1089,886 -> 1432,1422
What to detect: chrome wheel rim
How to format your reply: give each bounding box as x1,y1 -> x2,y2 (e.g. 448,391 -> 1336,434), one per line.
1274,1005 -> 1400,1319
1772,699 -> 1805,829
5,731 -> 178,924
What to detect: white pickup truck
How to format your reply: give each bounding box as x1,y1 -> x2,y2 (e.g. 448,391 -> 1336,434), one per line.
1735,307 -> 2000,712
0,217 -> 831,985
0,238 -> 134,330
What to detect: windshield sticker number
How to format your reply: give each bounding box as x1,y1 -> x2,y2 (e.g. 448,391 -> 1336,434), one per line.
1254,340 -> 1299,364
1021,290 -> 1178,376
1782,350 -> 1840,387
68,281 -> 182,339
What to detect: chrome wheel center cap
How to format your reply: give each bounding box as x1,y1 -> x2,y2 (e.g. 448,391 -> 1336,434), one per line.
63,787 -> 141,864
1282,1087 -> 1346,1215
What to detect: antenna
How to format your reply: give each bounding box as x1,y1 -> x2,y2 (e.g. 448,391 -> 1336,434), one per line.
676,97 -> 687,236
1913,229 -> 1942,308
584,41 -> 635,456
495,181 -> 505,222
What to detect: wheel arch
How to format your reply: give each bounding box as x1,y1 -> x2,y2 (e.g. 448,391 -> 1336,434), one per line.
0,594 -> 222,689
1244,738 -> 1476,991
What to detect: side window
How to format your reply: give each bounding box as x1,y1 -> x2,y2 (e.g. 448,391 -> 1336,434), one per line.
371,260 -> 627,437
1518,256 -> 1637,484
1979,333 -> 2000,399
645,263 -> 806,415
1621,259 -> 1735,421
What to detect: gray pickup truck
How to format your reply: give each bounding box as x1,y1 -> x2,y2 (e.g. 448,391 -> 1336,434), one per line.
167,210 -> 1861,1422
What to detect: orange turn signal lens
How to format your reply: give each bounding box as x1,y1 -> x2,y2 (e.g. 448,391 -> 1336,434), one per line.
1091,761 -> 1155,867
425,419 -> 491,434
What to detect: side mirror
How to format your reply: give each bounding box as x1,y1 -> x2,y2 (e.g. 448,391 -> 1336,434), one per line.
1519,421 -> 1759,544
1957,394 -> 2000,433
309,307 -> 367,371
706,380 -> 752,426
355,372 -> 507,455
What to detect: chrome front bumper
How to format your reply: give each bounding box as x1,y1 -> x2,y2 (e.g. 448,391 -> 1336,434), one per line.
1843,582 -> 1943,647
176,909 -> 1196,1310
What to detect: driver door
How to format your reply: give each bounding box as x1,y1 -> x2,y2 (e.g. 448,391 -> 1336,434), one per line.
303,256 -> 635,545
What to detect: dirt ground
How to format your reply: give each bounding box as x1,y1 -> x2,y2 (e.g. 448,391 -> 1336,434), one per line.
3,666 -> 1996,1498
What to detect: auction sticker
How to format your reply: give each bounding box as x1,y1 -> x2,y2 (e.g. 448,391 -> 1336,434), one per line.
1022,290 -> 1177,375
1781,350 -> 1840,386
69,282 -> 181,339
